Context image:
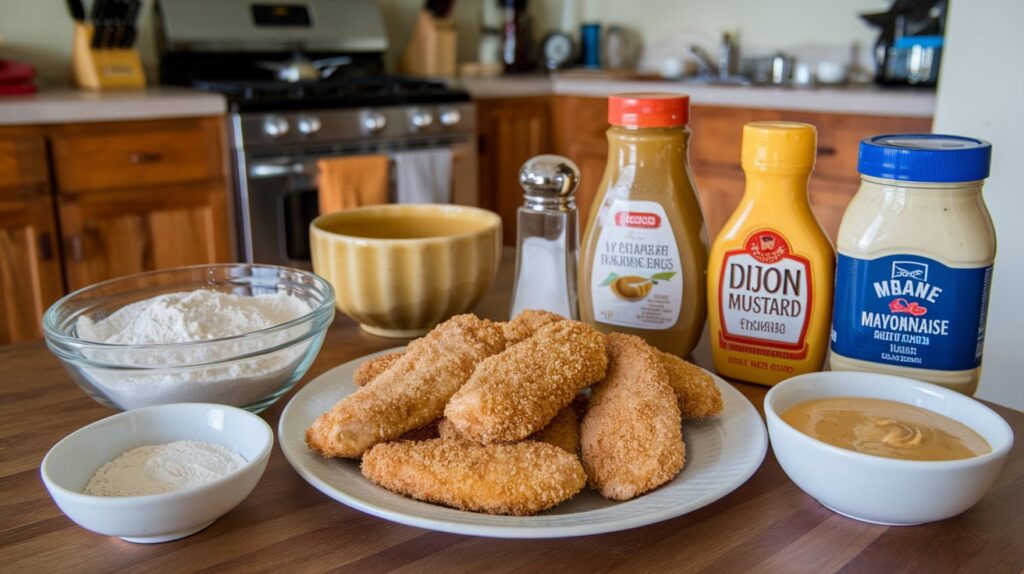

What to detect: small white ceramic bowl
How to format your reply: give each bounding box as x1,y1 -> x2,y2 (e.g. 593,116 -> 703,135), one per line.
765,372 -> 1013,525
41,403 -> 273,543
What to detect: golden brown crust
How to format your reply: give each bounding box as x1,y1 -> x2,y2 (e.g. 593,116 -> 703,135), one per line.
658,351 -> 724,420
352,352 -> 404,387
437,406 -> 580,454
581,333 -> 685,501
361,439 -> 586,515
305,315 -> 506,458
348,310 -> 563,388
445,321 -> 608,444
501,309 -> 565,345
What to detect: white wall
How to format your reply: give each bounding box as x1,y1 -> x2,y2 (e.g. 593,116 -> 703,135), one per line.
933,0 -> 1024,411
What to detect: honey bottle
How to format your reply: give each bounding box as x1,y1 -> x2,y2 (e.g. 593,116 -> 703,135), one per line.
707,122 -> 834,385
579,93 -> 708,357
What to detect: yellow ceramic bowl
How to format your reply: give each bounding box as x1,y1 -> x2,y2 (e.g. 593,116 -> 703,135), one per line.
310,204 -> 502,338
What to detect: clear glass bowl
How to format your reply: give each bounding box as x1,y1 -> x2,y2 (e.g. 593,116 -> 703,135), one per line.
43,264 -> 335,413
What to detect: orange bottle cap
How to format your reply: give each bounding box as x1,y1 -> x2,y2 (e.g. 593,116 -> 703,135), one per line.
608,93 -> 689,128
741,121 -> 817,173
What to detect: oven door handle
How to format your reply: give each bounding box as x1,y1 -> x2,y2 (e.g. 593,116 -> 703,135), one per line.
249,162 -> 309,178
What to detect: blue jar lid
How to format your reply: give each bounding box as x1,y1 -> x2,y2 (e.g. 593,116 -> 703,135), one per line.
858,134 -> 992,183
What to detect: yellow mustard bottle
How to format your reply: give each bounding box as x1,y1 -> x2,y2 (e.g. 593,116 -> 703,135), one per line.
707,122 -> 834,385
579,93 -> 708,357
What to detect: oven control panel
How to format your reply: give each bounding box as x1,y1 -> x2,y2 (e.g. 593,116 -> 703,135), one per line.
235,103 -> 476,149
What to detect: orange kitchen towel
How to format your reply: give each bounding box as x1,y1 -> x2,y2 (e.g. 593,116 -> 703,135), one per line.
317,155 -> 390,214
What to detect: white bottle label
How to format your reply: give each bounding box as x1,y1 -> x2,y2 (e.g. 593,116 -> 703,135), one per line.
717,230 -> 812,358
590,199 -> 682,330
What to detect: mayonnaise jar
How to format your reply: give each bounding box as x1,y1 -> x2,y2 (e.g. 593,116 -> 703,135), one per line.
830,134 -> 995,396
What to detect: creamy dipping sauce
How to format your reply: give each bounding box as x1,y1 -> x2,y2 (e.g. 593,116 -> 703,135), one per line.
781,397 -> 990,461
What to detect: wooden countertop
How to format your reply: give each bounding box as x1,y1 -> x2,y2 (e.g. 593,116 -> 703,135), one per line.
2,258 -> 1022,573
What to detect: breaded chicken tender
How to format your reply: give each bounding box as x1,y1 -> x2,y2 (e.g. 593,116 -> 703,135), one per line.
351,310 -> 564,387
501,309 -> 565,345
581,333 -> 685,501
437,406 -> 580,453
445,321 -> 607,444
398,421 -> 441,441
658,351 -> 724,420
361,439 -> 586,515
306,315 -> 506,458
529,406 -> 581,454
352,351 -> 404,387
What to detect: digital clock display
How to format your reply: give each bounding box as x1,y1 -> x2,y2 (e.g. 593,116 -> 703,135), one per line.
252,4 -> 313,27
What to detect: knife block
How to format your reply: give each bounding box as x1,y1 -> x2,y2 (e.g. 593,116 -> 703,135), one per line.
71,23 -> 146,90
401,10 -> 457,77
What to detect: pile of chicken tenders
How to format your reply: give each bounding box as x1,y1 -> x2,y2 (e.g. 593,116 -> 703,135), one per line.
305,310 -> 723,516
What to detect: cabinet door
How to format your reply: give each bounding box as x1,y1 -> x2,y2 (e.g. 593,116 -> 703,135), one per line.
0,196 -> 64,344
809,178 -> 860,243
692,166 -> 745,240
476,97 -> 552,245
59,182 -> 232,291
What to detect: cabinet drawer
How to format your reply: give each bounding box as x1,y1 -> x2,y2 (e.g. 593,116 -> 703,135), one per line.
690,106 -> 783,170
781,111 -> 931,182
0,127 -> 48,193
49,118 -> 225,194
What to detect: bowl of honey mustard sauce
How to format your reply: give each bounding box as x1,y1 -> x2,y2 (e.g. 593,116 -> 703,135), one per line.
765,371 -> 1013,525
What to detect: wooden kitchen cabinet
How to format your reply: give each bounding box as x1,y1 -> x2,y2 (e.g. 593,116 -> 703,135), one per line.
48,118 -> 225,193
0,195 -> 64,344
0,127 -> 62,344
476,97 -> 552,245
58,182 -> 232,291
0,118 -> 232,342
51,117 -> 233,290
477,93 -> 940,266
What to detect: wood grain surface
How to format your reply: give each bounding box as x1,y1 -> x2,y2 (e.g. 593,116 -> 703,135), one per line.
1,258 -> 1021,574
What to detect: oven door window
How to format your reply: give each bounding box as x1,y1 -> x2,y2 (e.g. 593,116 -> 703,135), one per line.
282,188 -> 318,261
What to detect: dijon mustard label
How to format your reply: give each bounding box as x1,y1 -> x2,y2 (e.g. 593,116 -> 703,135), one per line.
717,230 -> 812,358
591,199 -> 682,329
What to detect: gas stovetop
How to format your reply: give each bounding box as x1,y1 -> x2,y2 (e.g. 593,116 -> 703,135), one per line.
189,76 -> 470,113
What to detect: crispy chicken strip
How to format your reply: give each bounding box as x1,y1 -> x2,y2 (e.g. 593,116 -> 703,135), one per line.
500,309 -> 565,345
658,351 -> 724,420
351,310 -> 565,387
352,351 -> 404,387
437,406 -> 580,454
398,421 -> 441,441
361,439 -> 586,515
581,333 -> 685,501
305,315 -> 506,458
445,321 -> 607,444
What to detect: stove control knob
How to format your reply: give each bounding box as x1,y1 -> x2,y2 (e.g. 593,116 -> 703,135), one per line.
263,116 -> 290,138
409,109 -> 434,131
360,111 -> 387,134
296,115 -> 322,135
438,107 -> 461,127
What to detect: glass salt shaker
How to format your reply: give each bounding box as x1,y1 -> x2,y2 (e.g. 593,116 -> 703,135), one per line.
510,154 -> 581,320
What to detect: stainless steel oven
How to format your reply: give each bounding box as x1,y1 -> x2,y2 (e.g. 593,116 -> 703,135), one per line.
233,103 -> 478,268
156,0 -> 478,268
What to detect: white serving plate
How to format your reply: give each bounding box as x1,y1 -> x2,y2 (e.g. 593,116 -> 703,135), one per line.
279,348 -> 767,538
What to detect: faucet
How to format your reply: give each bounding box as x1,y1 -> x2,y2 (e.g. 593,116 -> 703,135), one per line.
689,44 -> 719,76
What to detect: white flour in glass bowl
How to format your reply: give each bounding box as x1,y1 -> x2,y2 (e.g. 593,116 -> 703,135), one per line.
76,289 -> 313,409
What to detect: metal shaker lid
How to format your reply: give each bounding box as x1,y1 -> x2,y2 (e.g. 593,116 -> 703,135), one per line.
519,155 -> 580,203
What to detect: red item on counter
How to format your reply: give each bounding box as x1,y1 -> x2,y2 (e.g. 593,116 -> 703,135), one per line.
0,59 -> 38,96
